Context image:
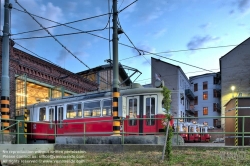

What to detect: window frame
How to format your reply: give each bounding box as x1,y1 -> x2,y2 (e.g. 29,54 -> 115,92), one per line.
194,83 -> 198,92
39,107 -> 46,121
203,91 -> 208,100
66,103 -> 82,119
83,100 -> 101,117
203,107 -> 208,115
145,96 -> 156,126
127,96 -> 139,126
203,81 -> 208,90
194,96 -> 198,105
102,99 -> 112,117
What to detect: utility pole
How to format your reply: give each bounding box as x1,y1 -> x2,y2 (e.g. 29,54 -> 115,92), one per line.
112,0 -> 120,135
1,0 -> 11,133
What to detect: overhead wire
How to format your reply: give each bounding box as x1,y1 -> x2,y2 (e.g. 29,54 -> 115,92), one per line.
11,7 -> 111,36
119,0 -> 138,13
118,0 -> 125,10
15,0 -> 91,69
12,0 -> 239,76
13,2 -> 113,88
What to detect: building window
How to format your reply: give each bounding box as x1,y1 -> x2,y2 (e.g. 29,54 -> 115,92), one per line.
203,107 -> 208,115
214,77 -> 219,84
194,83 -> 198,92
213,103 -> 217,112
213,119 -> 218,127
194,111 -> 198,117
203,91 -> 208,100
203,81 -> 208,90
213,89 -> 217,98
194,96 -> 198,105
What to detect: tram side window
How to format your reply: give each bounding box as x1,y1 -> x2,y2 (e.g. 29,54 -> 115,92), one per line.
83,101 -> 101,117
146,97 -> 155,126
39,107 -> 46,121
129,98 -> 137,126
66,103 -> 82,118
103,100 -> 112,116
49,108 -> 54,122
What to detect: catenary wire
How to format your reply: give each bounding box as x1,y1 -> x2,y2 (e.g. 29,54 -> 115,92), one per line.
12,2 -> 241,74
119,0 -> 138,13
15,0 -> 91,69
11,7 -> 111,36
13,2 -> 113,87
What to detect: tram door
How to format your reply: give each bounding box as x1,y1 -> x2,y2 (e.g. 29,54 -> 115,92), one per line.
143,95 -> 157,133
125,96 -> 139,134
56,106 -> 64,136
47,106 -> 55,140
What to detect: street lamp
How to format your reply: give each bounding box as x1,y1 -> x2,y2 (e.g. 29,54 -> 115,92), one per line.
231,86 -> 235,98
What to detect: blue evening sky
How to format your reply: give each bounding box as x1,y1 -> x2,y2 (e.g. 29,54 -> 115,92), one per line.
3,0 -> 250,85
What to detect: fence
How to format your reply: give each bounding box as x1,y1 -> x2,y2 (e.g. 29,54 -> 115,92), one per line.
1,116 -> 250,146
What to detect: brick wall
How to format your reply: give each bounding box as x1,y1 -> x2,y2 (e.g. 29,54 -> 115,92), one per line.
0,38 -> 98,138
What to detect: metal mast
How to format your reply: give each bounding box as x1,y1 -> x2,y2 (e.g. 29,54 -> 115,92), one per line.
1,0 -> 11,133
112,0 -> 120,135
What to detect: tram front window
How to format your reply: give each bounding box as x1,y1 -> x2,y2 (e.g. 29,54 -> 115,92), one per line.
129,98 -> 137,126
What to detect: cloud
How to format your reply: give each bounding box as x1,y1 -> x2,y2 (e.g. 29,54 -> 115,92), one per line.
230,0 -> 250,16
187,35 -> 220,50
130,43 -> 157,65
144,10 -> 164,23
238,0 -> 250,13
66,2 -> 77,12
132,43 -> 156,55
95,7 -> 102,15
56,49 -> 68,66
153,28 -> 167,38
199,23 -> 212,30
56,49 -> 89,67
11,0 -> 63,37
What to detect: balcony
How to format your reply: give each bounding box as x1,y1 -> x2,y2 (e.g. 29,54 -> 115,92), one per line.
186,105 -> 195,115
216,103 -> 221,112
185,89 -> 195,100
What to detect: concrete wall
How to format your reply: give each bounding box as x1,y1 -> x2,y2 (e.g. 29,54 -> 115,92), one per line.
190,73 -> 221,126
220,37 -> 250,130
151,58 -> 181,119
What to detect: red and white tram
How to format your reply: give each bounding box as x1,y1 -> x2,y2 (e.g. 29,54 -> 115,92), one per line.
26,84 -> 167,143
174,122 -> 211,142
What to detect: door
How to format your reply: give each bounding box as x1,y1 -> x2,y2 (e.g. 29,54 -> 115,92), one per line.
125,96 -> 139,134
56,106 -> 64,136
47,106 -> 55,140
143,95 -> 157,133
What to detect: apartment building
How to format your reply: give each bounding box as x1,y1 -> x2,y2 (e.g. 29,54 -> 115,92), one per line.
189,73 -> 221,127
220,37 -> 250,129
151,57 -> 195,122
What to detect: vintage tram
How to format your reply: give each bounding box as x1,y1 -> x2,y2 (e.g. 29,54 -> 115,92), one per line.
174,122 -> 211,142
26,83 -> 167,143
